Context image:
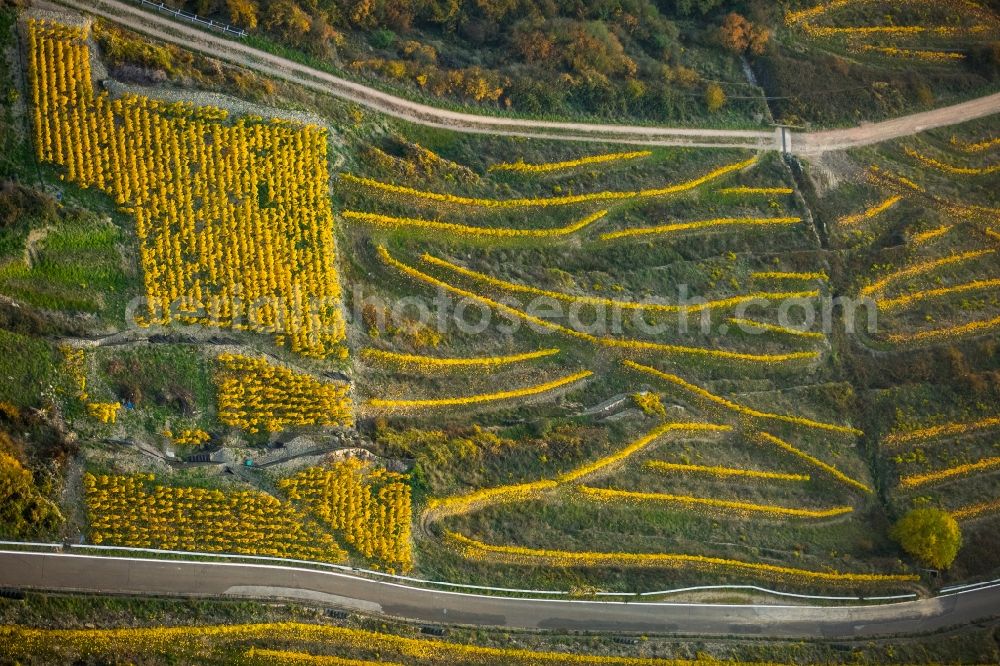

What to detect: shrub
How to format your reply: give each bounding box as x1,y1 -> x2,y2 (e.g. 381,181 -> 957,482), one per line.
891,508 -> 962,569
369,28 -> 396,49
705,83 -> 726,112
632,391 -> 666,417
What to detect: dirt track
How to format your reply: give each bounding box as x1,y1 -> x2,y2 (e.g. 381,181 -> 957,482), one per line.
57,0 -> 999,154
794,92 -> 1000,154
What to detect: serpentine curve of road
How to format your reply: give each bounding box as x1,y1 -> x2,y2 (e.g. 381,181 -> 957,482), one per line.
52,0 -> 1000,154
2,550 -> 999,638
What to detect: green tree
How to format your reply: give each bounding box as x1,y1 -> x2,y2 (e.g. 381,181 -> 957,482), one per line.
673,0 -> 727,16
705,83 -> 726,112
891,508 -> 962,569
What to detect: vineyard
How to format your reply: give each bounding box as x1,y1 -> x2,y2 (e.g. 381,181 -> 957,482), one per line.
785,0 -> 1000,63
840,126 -> 1000,348
820,114 -> 1000,580
24,8 -> 888,594
215,354 -> 353,433
27,21 -> 347,359
0,621 -> 858,665
4,5 -> 1000,616
279,460 -> 412,572
83,459 -> 413,570
2,606 -> 995,664
761,0 -> 1000,125
83,472 -> 348,561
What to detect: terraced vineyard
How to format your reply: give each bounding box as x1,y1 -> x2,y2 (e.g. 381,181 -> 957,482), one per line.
336,87 -> 899,590
2,4 -> 999,616
762,0 -> 1000,126
785,0 -> 1000,63
820,115 -> 1000,581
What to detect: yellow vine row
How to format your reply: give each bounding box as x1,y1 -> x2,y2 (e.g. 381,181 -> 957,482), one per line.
424,479 -> 560,519
900,456 -> 1000,489
750,271 -> 828,281
425,422 -> 729,518
342,209 -> 608,238
911,225 -> 953,244
885,416 -> 1000,447
855,45 -> 965,61
556,423 -> 731,484
622,360 -> 862,436
341,157 -> 757,208
379,246 -> 819,365
801,24 -> 984,38
600,216 -> 801,241
446,532 -> 917,584
60,345 -> 87,400
952,135 -> 1000,152
576,486 -> 851,518
366,370 -> 592,409
877,278 -> 1000,311
756,432 -> 873,494
718,186 -> 793,195
644,460 -> 809,482
489,150 -> 652,173
867,166 -> 926,193
885,314 -> 1000,344
951,498 -> 1000,521
423,251 -> 819,314
361,347 -> 560,368
726,318 -> 825,340
869,166 -> 1000,223
860,249 -> 996,297
245,648 -> 387,666
838,195 -> 902,226
785,0 -> 853,25
0,622 -> 802,665
905,147 -> 1000,175
786,0 -> 996,27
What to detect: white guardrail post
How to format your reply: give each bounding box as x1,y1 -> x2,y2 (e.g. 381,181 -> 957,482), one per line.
136,0 -> 248,38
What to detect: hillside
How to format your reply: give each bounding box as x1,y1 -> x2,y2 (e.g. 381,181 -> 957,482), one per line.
0,3 -> 998,664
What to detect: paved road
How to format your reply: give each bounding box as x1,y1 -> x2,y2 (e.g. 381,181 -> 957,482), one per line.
54,0 -> 1000,154
3,551 -> 998,637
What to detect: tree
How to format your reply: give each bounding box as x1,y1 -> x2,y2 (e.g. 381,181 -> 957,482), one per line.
224,0 -> 258,29
673,0 -> 726,16
891,508 -> 962,569
264,0 -> 311,43
705,83 -> 726,112
719,13 -> 770,56
0,440 -> 64,537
